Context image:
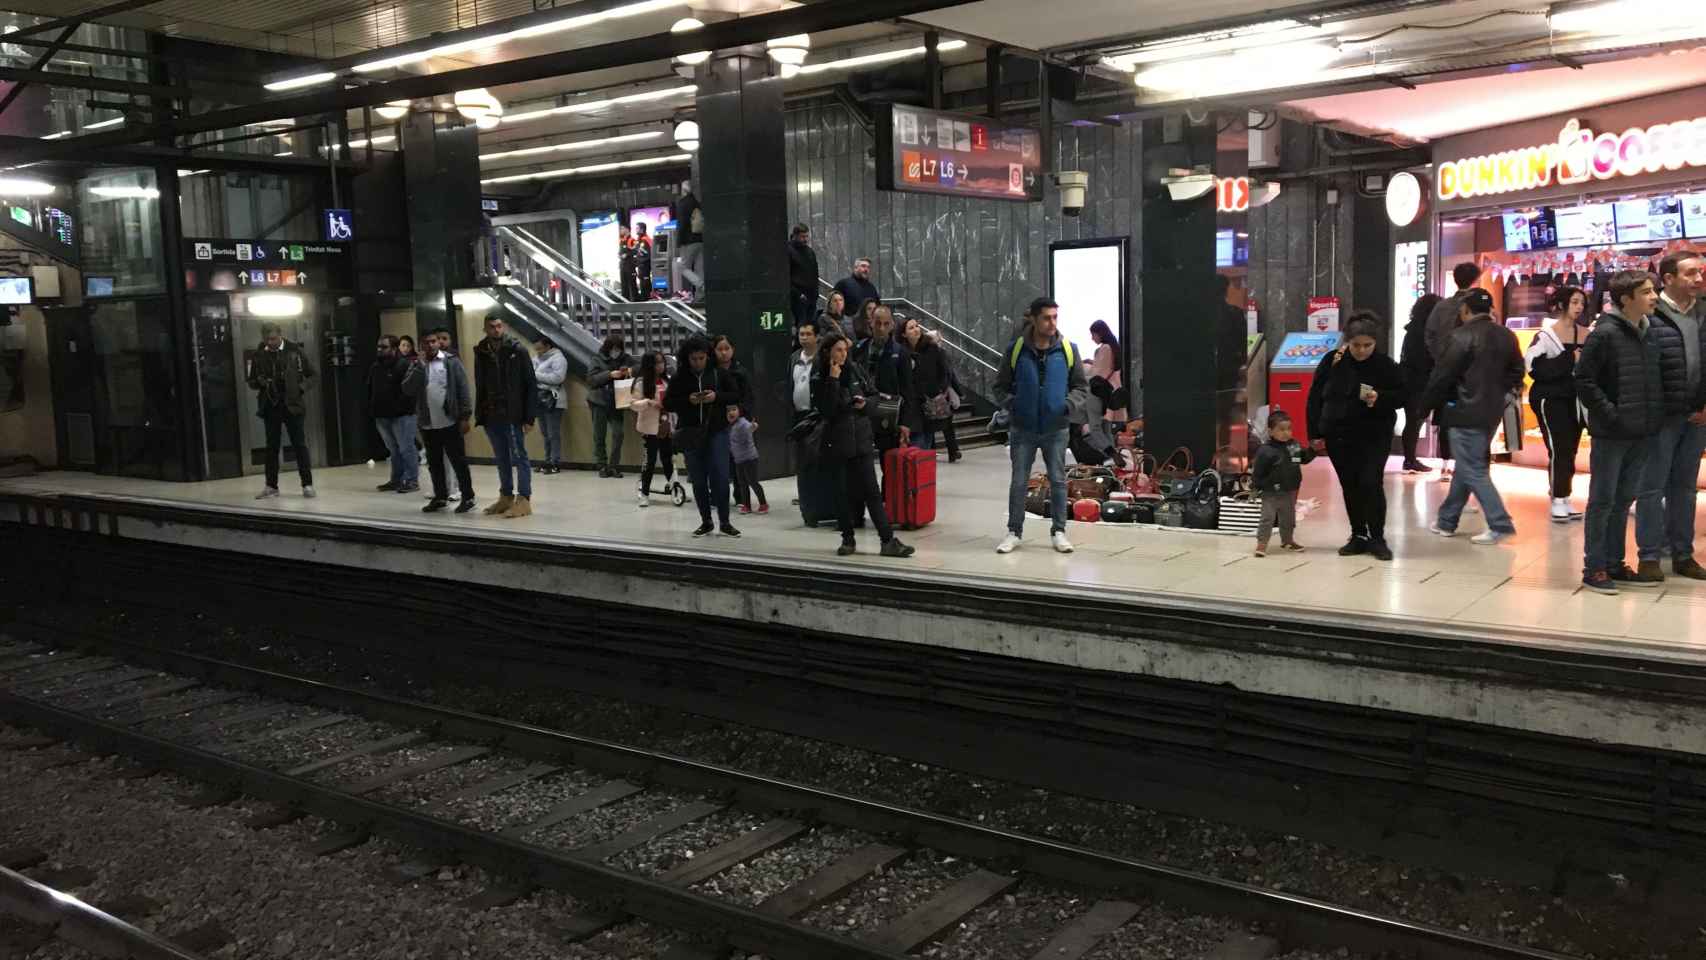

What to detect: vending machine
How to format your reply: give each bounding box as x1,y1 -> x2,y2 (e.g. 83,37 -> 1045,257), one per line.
1267,332 -> 1340,444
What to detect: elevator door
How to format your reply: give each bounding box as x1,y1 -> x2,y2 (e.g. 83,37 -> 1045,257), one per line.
229,303 -> 327,477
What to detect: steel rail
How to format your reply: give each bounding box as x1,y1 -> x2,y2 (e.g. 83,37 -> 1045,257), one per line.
0,865 -> 208,960
0,634 -> 1585,960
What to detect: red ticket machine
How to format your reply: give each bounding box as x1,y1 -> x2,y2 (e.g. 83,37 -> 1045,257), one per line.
1267,333 -> 1340,443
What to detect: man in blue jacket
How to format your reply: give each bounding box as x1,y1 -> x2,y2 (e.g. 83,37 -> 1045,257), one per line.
993,297 -> 1088,555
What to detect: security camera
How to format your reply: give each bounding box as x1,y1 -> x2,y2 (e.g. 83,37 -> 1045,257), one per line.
1056,171 -> 1088,217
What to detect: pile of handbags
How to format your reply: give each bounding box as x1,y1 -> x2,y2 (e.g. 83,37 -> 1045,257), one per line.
1026,446 -> 1245,530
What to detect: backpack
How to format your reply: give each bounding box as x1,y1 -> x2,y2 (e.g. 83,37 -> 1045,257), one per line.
1007,336 -> 1077,370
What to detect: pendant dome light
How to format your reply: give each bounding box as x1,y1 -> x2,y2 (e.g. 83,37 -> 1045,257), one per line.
376,100 -> 411,120
765,33 -> 810,67
673,119 -> 700,152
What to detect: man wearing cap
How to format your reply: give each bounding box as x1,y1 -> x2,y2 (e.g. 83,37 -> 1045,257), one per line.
1418,287 -> 1524,545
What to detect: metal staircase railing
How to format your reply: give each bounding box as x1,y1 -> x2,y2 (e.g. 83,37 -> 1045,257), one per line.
815,279 -> 1001,376
481,224 -> 706,360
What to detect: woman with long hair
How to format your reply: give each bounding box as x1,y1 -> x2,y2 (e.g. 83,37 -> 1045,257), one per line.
1087,319 -> 1127,422
1305,311 -> 1408,561
813,331 -> 914,558
629,351 -> 674,507
818,291 -> 847,337
1398,293 -> 1442,473
711,334 -> 756,511
664,335 -> 738,537
1526,285 -> 1589,522
901,317 -> 950,453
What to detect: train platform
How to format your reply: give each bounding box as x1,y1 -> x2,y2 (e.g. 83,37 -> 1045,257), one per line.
5,446 -> 1706,758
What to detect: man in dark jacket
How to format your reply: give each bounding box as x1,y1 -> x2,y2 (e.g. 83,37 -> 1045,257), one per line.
788,224 -> 819,334
992,297 -> 1090,555
1575,270 -> 1665,594
247,321 -> 317,500
587,335 -> 635,478
473,314 -> 538,519
1398,294 -> 1439,473
1426,262 -> 1483,363
1419,288 -> 1523,545
1634,252 -> 1706,582
833,257 -> 881,327
368,335 -> 419,493
853,305 -> 921,460
405,327 -> 477,514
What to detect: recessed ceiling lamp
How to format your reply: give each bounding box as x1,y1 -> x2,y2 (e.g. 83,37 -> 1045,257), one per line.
0,177 -> 54,196
673,119 -> 700,152
264,71 -> 337,91
1134,41 -> 1340,95
247,293 -> 304,317
376,100 -> 411,120
766,34 -> 811,67
672,17 -> 710,78
88,185 -> 159,199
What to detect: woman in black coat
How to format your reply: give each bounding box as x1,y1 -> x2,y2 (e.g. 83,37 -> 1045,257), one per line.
1305,311 -> 1409,561
901,317 -> 951,452
664,335 -> 739,538
813,331 -> 915,559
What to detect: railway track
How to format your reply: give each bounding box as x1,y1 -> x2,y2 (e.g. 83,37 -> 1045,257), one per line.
0,859 -> 211,960
0,634 -> 1583,960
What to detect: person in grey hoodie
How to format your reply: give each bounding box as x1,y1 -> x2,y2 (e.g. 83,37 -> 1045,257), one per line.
587,334 -> 636,478
1636,251 -> 1706,582
404,327 -> 477,514
532,339 -> 568,474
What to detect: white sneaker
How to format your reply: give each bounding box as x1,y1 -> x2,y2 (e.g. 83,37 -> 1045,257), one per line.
302,486 -> 317,499
1428,523 -> 1456,538
1471,529 -> 1510,545
255,486 -> 279,500
995,533 -> 1021,554
1051,531 -> 1075,554
1551,498 -> 1572,523
637,492 -> 650,508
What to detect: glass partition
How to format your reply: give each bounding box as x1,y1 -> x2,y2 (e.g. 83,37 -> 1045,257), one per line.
78,168 -> 164,296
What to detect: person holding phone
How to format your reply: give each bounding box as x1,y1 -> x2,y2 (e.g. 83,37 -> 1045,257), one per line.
403,327 -> 477,514
814,331 -> 914,558
1305,311 -> 1407,560
664,335 -> 739,538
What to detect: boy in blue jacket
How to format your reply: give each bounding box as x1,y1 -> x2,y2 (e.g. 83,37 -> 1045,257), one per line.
1250,411 -> 1316,557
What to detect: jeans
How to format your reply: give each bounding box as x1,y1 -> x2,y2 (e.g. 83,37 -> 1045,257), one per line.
790,289 -> 817,333
911,430 -> 937,452
1257,490 -> 1298,547
735,460 -> 767,508
684,430 -> 731,525
589,402 -> 624,468
374,414 -> 419,486
1436,426 -> 1514,534
1532,396 -> 1582,499
1634,416 -> 1706,562
1008,427 -> 1068,536
1326,435 -> 1389,542
483,423 -> 532,498
837,454 -> 893,543
538,407 -> 564,466
423,424 -> 474,502
262,408 -> 312,489
640,435 -> 674,495
677,242 -> 704,294
1585,432 -> 1650,577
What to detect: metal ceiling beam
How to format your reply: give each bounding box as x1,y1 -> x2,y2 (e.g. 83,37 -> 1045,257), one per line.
0,34 -> 165,62
17,0 -> 979,164
5,0 -> 170,40
0,25 -> 79,116
0,64 -> 225,101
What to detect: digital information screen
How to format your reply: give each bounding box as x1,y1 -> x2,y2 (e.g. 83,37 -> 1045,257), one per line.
1614,196 -> 1684,243
1554,203 -> 1616,247
1683,192 -> 1706,238
0,276 -> 32,305
1048,239 -> 1126,361
876,104 -> 1043,202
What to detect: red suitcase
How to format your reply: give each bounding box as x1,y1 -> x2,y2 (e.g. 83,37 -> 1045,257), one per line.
882,446 -> 937,530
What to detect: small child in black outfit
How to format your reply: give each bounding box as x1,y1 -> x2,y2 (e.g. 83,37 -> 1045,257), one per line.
1249,411 -> 1316,557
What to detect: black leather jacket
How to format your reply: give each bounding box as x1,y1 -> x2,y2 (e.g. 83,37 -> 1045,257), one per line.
1419,315 -> 1524,430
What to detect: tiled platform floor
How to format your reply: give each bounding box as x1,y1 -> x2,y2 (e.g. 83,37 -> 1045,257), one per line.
7,445 -> 1706,663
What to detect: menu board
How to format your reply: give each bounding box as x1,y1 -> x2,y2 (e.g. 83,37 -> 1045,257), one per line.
1681,192 -> 1706,238
1613,196 -> 1684,243
876,104 -> 1043,202
1554,203 -> 1616,247
1502,210 -> 1555,251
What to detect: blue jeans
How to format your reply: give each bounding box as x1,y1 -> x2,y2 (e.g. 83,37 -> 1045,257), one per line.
685,430 -> 731,525
1436,426 -> 1515,534
538,407 -> 564,466
1008,427 -> 1068,536
911,430 -> 936,452
374,414 -> 419,486
1587,432 -> 1650,577
483,423 -> 532,498
1634,416 -> 1706,562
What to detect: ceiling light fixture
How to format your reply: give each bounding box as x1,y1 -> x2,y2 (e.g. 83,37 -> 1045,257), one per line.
479,130 -> 662,163
480,152 -> 692,185
455,88 -> 500,120
672,17 -> 711,77
88,185 -> 159,199
0,177 -> 55,197
1134,41 -> 1340,94
476,114 -> 502,130
795,38 -> 968,75
352,0 -> 679,73
502,84 -> 696,125
766,34 -> 811,67
673,119 -> 700,152
84,116 -> 124,129
263,71 -> 337,91
1105,19 -> 1324,69
376,100 -> 411,120
248,293 -> 305,317
176,169 -> 211,178
1547,0 -> 1666,32
41,131 -> 71,140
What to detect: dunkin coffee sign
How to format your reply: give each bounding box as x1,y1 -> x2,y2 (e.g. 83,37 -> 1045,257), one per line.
1438,116 -> 1706,202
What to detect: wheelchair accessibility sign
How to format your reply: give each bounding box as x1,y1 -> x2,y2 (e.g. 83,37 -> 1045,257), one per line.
323,208 -> 353,242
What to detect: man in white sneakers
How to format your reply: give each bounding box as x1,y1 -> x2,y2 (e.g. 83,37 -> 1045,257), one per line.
992,297 -> 1088,555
